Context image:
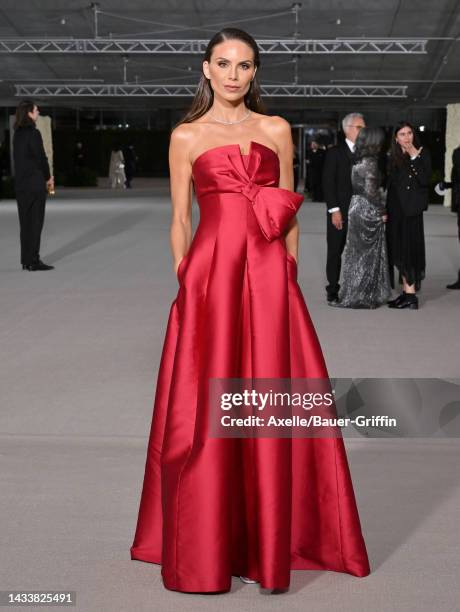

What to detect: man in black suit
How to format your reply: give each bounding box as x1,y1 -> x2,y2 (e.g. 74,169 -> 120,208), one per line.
13,100 -> 54,270
322,113 -> 366,303
306,140 -> 326,201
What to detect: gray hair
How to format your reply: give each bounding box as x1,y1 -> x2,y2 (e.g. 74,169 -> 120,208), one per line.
342,112 -> 364,132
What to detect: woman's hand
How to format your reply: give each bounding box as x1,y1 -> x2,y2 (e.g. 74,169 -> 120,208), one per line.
382,214 -> 388,223
174,256 -> 184,277
402,143 -> 423,158
331,210 -> 343,230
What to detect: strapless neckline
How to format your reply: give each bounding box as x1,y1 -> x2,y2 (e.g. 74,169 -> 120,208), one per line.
192,140 -> 278,169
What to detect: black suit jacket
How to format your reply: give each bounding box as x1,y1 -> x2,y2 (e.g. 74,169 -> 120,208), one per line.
13,124 -> 51,192
322,142 -> 354,215
387,148 -> 432,217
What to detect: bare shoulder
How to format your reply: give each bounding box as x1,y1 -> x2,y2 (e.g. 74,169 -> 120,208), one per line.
257,114 -> 292,152
261,115 -> 291,138
170,123 -> 203,165
170,123 -> 196,149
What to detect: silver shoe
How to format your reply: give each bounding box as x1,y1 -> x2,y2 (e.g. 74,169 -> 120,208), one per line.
239,576 -> 259,584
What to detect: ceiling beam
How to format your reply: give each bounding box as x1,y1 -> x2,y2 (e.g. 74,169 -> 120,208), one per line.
14,83 -> 408,98
0,38 -> 428,54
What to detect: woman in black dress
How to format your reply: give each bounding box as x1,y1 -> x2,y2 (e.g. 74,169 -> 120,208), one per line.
386,121 -> 432,310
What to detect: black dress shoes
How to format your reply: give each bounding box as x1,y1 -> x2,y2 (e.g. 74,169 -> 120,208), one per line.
327,292 -> 339,305
446,270 -> 460,289
388,292 -> 418,310
22,260 -> 54,271
387,292 -> 405,307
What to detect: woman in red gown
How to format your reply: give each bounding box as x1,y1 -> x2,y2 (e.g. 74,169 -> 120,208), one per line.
130,27 -> 370,594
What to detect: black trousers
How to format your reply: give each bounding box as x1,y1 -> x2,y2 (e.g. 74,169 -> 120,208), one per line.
125,171 -> 134,188
16,189 -> 47,265
311,178 -> 323,202
326,212 -> 348,294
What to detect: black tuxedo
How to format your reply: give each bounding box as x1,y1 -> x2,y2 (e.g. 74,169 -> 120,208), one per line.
13,124 -> 51,266
322,142 -> 355,295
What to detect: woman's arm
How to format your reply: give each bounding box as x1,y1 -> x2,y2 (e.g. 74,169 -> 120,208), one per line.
169,126 -> 194,276
268,116 -> 299,262
30,128 -> 51,182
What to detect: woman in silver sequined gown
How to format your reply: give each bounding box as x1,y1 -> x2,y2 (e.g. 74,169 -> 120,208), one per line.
333,127 -> 391,309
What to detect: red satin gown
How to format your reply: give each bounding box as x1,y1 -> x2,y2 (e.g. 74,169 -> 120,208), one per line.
130,140 -> 370,592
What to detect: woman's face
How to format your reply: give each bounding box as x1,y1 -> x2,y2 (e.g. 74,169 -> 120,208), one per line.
28,105 -> 39,122
203,39 -> 256,101
395,126 -> 414,148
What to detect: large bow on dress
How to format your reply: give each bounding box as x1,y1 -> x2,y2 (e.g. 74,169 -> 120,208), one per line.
225,147 -> 304,242
240,180 -> 304,242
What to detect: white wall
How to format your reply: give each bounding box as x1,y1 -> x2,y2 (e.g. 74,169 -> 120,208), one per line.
444,103 -> 460,208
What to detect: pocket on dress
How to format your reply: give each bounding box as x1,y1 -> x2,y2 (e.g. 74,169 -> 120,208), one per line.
286,251 -> 298,282
176,254 -> 188,283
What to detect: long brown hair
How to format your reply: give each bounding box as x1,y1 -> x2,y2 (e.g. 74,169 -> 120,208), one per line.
14,100 -> 36,129
354,127 -> 384,161
175,28 -> 266,128
389,121 -> 422,169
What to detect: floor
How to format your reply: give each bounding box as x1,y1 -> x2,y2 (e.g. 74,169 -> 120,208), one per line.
0,183 -> 459,611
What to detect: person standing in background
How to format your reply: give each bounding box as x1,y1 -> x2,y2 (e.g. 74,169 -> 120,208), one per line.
440,146 -> 460,289
0,138 -> 9,200
109,144 -> 126,189
306,140 -> 325,201
322,112 -> 366,304
13,100 -> 54,271
74,141 -> 87,169
123,144 -> 138,189
386,121 -> 431,310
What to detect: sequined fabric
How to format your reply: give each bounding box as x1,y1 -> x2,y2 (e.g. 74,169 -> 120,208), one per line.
334,156 -> 391,309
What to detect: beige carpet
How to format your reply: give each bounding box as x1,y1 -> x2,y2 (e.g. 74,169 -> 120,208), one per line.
1,186 -> 459,611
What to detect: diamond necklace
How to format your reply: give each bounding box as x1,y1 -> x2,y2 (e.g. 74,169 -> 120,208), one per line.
208,109 -> 251,125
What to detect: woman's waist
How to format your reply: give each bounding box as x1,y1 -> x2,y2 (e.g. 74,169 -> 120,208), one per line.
195,190 -> 255,205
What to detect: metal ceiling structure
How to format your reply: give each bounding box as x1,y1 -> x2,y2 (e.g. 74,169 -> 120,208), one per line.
14,83 -> 408,98
0,0 -> 459,111
0,38 -> 429,55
